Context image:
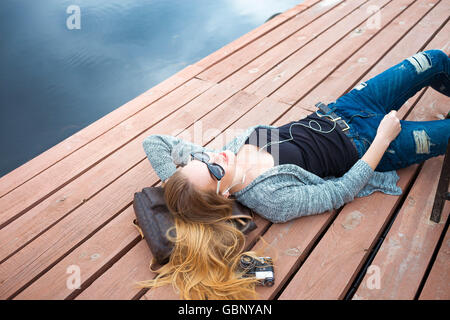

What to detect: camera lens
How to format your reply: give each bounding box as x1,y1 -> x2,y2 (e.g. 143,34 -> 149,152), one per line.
240,255 -> 254,269
263,279 -> 274,287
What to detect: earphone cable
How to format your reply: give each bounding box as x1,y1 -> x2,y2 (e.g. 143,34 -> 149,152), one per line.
224,110 -> 338,194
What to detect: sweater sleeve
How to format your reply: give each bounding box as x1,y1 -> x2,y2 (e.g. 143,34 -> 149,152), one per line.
249,159 -> 374,223
142,134 -> 212,182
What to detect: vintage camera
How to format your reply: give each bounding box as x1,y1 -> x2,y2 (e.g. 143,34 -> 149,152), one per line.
239,255 -> 275,287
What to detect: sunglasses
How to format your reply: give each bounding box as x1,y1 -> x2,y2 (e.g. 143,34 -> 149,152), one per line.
190,152 -> 225,194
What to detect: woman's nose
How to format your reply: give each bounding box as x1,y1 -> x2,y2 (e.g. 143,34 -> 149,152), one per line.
203,152 -> 217,164
212,152 -> 222,164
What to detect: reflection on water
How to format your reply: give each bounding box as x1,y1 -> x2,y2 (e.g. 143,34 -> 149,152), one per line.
0,0 -> 302,178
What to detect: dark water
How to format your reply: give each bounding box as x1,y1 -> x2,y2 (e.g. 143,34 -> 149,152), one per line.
0,0 -> 301,178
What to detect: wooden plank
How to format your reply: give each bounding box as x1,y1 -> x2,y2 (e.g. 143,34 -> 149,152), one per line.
142,0 -> 447,300
195,0 -> 323,70
276,0 -> 444,117
235,0 -> 426,299
0,1 -> 344,230
221,0 -> 369,92
0,78 -> 214,229
404,76 -> 450,122
419,223 -> 450,300
139,101 -> 312,300
139,1 -> 442,301
1,0 -> 350,262
278,62 -> 450,301
279,167 -> 419,300
74,240 -> 153,300
196,0 -> 343,83
352,55 -> 450,298
75,214 -> 268,300
0,159 -> 154,299
245,0 -> 393,97
4,0 -> 446,302
72,97 -> 295,300
140,98 -> 309,300
3,3 -> 327,298
355,7 -> 448,91
195,95 -> 310,151
8,5 -> 324,296
13,206 -> 140,299
8,94 -> 293,300
0,64 -> 203,199
0,79 -> 215,262
141,211 -> 335,300
0,89 -> 266,299
254,210 -> 337,299
352,156 -> 449,300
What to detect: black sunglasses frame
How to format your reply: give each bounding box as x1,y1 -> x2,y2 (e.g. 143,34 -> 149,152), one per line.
190,152 -> 225,181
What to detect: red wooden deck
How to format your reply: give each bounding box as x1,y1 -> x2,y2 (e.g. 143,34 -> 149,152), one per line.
0,0 -> 449,300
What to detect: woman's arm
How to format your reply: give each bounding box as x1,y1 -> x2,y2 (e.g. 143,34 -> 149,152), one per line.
243,111 -> 402,223
142,135 -> 211,182
361,136 -> 391,170
245,158 -> 375,223
361,110 -> 402,170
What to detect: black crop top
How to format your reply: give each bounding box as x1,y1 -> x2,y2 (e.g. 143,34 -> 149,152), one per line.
243,111 -> 359,178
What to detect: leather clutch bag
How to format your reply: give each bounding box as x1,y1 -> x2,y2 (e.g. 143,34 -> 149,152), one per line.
132,186 -> 257,269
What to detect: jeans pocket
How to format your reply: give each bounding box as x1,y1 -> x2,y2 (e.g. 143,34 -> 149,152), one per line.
346,109 -> 381,123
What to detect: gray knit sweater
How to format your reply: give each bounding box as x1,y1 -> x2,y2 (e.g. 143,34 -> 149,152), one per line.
142,124 -> 402,223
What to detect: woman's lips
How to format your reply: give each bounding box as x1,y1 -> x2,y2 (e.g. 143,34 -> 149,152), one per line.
220,152 -> 228,165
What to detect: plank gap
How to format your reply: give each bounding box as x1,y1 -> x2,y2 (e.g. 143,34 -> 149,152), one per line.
343,161 -> 425,299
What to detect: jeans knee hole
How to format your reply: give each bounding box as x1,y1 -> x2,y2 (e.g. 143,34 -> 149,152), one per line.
412,130 -> 431,154
354,82 -> 368,91
406,52 -> 432,74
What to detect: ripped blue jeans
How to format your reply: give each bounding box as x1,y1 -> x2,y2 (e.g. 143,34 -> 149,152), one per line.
327,49 -> 450,172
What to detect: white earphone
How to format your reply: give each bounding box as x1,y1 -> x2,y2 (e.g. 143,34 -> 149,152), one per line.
222,110 -> 338,195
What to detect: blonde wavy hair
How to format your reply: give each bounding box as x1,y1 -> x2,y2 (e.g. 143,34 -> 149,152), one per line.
136,169 -> 262,300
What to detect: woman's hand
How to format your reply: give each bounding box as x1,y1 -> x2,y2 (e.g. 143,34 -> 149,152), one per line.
360,110 -> 402,170
376,110 -> 402,143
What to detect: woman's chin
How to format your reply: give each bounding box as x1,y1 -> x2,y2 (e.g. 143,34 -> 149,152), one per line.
224,150 -> 237,167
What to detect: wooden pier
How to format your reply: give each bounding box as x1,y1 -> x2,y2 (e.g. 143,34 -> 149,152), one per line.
0,0 -> 449,300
